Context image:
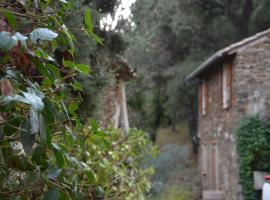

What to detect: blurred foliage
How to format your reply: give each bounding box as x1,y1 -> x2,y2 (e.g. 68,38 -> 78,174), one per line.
62,0 -> 128,121
124,0 -> 270,140
0,0 -> 156,199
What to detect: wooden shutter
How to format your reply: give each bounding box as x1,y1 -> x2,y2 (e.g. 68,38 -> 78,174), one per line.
227,63 -> 232,106
222,63 -> 233,109
201,80 -> 208,116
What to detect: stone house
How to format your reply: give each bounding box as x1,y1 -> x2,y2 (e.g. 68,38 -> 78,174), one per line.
99,56 -> 137,134
186,28 -> 270,200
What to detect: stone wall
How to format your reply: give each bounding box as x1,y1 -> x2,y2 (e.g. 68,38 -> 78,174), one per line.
198,35 -> 270,200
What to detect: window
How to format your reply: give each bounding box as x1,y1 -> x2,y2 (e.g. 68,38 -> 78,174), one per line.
200,80 -> 208,116
222,63 -> 232,109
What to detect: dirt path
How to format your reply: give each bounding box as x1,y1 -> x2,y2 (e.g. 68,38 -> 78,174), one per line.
147,123 -> 200,200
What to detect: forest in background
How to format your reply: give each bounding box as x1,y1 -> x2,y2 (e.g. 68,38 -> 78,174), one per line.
123,0 -> 270,141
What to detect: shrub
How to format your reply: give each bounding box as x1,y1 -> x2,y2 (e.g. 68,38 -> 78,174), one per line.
236,116 -> 270,200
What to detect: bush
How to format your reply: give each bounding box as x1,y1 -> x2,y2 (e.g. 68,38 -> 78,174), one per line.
236,116 -> 270,200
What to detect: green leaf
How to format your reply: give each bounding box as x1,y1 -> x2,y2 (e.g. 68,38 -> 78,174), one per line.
75,64 -> 90,75
29,56 -> 54,83
51,40 -> 57,52
1,9 -> 17,30
84,8 -> 93,33
83,9 -> 103,44
33,48 -> 55,61
32,145 -> 48,169
68,101 -> 79,116
52,143 -> 66,168
70,82 -> 83,91
85,169 -> 96,184
63,60 -> 75,69
0,31 -> 17,52
30,28 -> 58,44
47,64 -> 61,79
46,165 -> 62,180
60,26 -> 75,54
2,117 -> 21,136
43,188 -> 60,200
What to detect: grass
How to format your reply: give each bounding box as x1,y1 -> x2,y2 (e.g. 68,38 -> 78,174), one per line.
149,184 -> 194,200
155,122 -> 190,148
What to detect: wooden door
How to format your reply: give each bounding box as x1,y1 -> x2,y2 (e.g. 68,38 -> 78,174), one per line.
201,142 -> 224,200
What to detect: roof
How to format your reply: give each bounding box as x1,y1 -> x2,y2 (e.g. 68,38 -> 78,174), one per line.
186,28 -> 270,81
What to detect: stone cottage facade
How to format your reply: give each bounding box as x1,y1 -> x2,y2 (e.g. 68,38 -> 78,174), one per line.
99,56 -> 137,134
187,28 -> 270,200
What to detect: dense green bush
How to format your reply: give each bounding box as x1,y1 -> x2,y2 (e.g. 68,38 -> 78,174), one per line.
236,116 -> 270,200
0,1 -> 156,199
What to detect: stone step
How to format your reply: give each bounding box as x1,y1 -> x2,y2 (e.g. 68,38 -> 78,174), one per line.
202,190 -> 224,200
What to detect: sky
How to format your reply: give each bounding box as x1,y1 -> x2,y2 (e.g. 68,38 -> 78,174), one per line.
101,0 -> 136,31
